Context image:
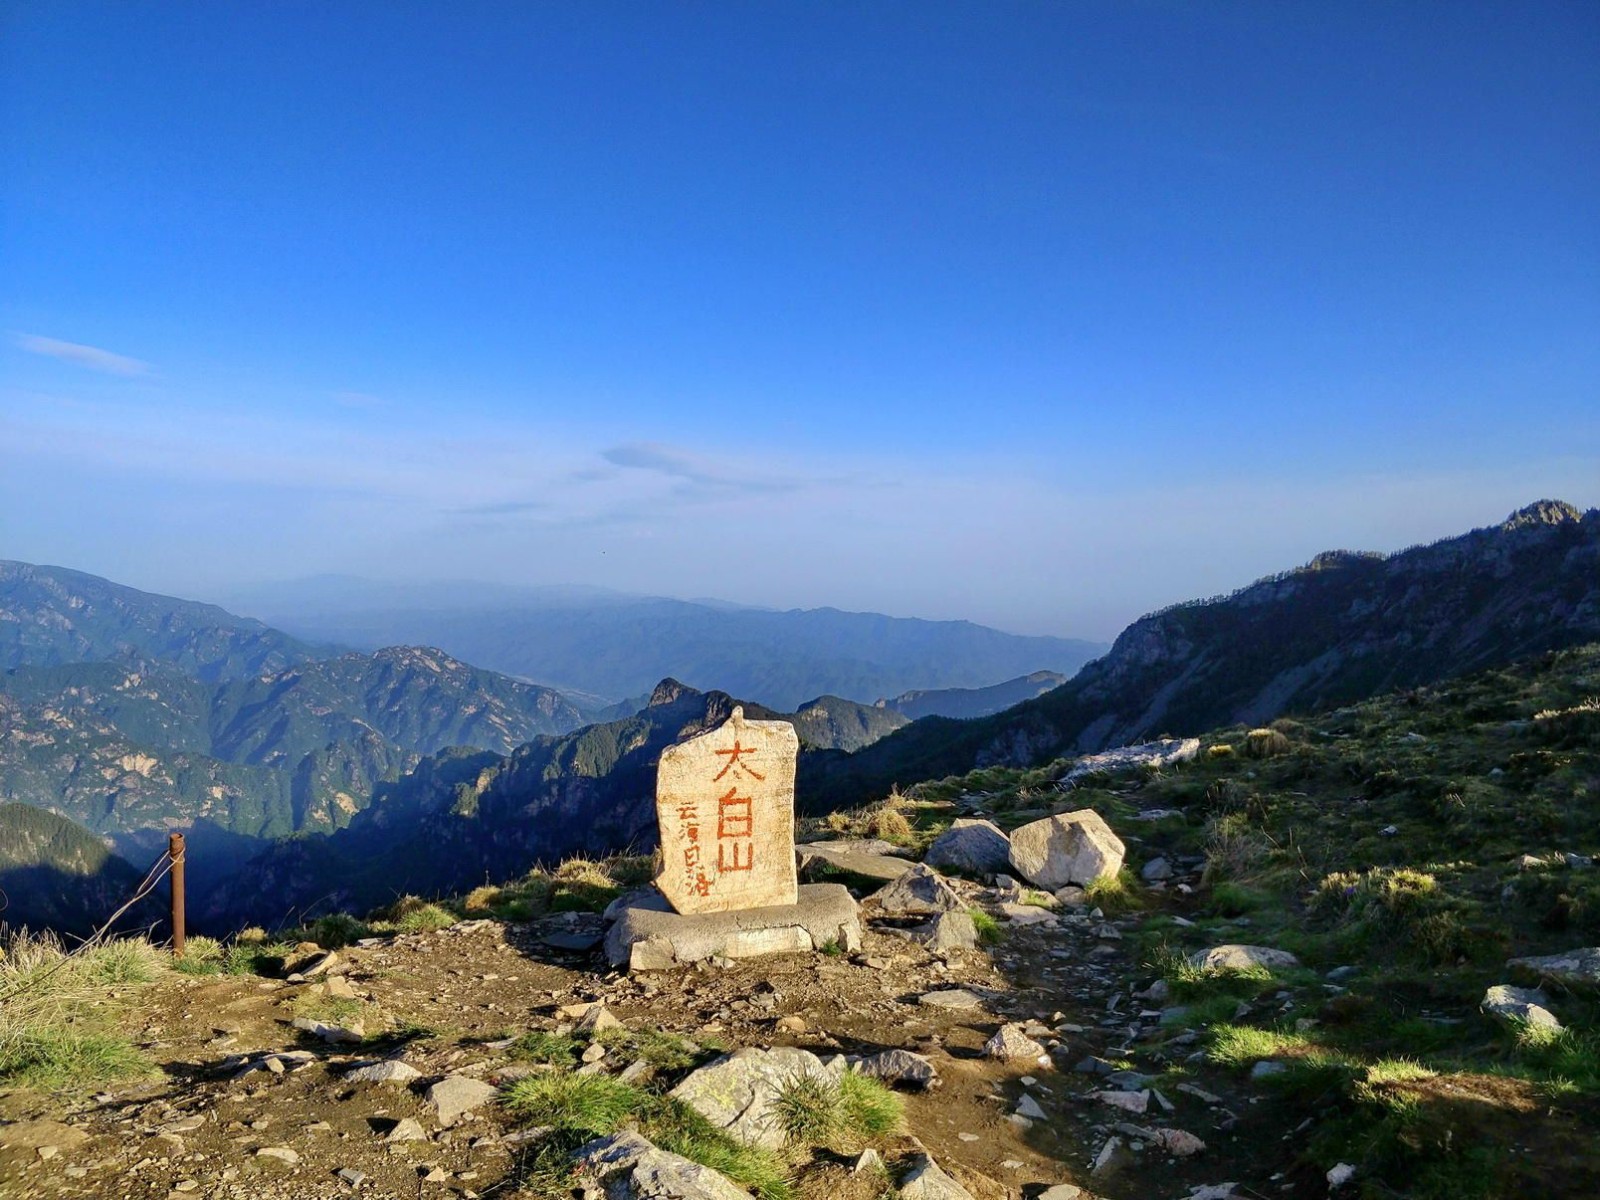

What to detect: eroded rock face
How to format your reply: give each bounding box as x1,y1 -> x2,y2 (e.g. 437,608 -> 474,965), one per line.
576,1131 -> 753,1200
923,819 -> 1012,876
669,1047 -> 838,1149
1007,810 -> 1125,889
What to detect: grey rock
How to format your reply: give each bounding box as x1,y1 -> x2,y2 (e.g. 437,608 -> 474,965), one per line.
853,1149 -> 885,1174
1141,857 -> 1174,882
1008,810 -> 1126,890
868,864 -> 965,916
917,988 -> 986,1009
1059,738 -> 1201,785
291,1016 -> 364,1044
605,884 -> 862,969
984,1024 -> 1047,1063
1013,1093 -> 1048,1121
907,911 -> 979,951
799,845 -> 918,883
924,820 -> 1012,875
1091,1137 -> 1134,1178
898,1153 -> 975,1200
670,1047 -> 835,1149
1482,984 -> 1563,1031
1507,947 -> 1600,989
336,1167 -> 368,1186
1038,1188 -> 1084,1200
426,1075 -> 499,1127
343,1060 -> 421,1085
854,1049 -> 939,1090
1188,945 -> 1301,973
576,1005 -> 624,1035
1250,1061 -> 1287,1080
998,903 -> 1056,926
576,1131 -> 751,1200
1094,1089 -> 1149,1113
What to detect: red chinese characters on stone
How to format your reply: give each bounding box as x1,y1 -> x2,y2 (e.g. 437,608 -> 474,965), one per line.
654,706 -> 799,914
716,787 -> 755,872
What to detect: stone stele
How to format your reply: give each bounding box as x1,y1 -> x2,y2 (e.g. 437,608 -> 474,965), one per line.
656,706 -> 799,915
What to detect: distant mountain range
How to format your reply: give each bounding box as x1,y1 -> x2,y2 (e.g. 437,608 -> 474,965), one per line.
0,563 -> 977,930
6,501 -> 1595,933
230,580 -> 1107,711
879,670 -> 1070,721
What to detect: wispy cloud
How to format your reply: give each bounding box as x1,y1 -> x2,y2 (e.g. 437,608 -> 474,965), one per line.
601,441 -> 812,494
12,333 -> 150,377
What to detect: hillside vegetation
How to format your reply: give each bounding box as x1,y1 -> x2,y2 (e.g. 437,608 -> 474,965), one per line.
811,501 -> 1600,805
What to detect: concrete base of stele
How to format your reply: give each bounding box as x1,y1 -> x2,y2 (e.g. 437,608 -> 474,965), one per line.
604,883 -> 863,971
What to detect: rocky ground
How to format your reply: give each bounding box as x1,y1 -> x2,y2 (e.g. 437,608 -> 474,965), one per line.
0,859 -> 1298,1200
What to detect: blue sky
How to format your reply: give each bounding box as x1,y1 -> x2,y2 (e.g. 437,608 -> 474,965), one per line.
2,2 -> 1596,638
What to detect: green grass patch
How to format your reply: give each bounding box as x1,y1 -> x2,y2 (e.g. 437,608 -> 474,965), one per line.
501,1074 -> 792,1200
511,1030 -> 583,1066
968,907 -> 1003,945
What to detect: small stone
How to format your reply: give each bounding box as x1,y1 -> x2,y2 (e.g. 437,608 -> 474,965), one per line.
1250,1061 -> 1287,1080
1014,1093 -> 1048,1121
386,1118 -> 428,1143
582,1043 -> 608,1063
37,1146 -> 59,1161
1141,857 -> 1173,882
853,1149 -> 884,1174
337,1167 -> 369,1186
326,975 -> 359,1000
917,988 -> 985,1009
984,1024 -> 1047,1063
422,1166 -> 449,1183
1094,1089 -> 1150,1113
1153,1128 -> 1206,1156
775,1015 -> 807,1033
854,1049 -> 939,1090
1039,1188 -> 1084,1200
427,1075 -> 500,1126
898,1153 -> 976,1200
172,1182 -> 199,1194
344,1060 -> 423,1085
1091,1137 -> 1134,1178
576,1005 -> 624,1035
1327,1163 -> 1356,1189
256,1147 -> 301,1165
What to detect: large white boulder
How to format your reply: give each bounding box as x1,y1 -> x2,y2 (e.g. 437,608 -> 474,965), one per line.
1007,810 -> 1125,889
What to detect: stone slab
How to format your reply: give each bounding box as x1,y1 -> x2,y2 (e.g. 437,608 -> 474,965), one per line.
604,883 -> 862,969
656,706 -> 799,915
798,844 -> 917,881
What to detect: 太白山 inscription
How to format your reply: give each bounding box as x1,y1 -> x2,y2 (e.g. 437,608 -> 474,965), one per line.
655,706 -> 799,914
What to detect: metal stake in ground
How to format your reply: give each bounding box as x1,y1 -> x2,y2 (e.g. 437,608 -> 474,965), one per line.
168,832 -> 186,958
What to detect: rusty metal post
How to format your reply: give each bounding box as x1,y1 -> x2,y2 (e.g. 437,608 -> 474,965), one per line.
168,832 -> 186,958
